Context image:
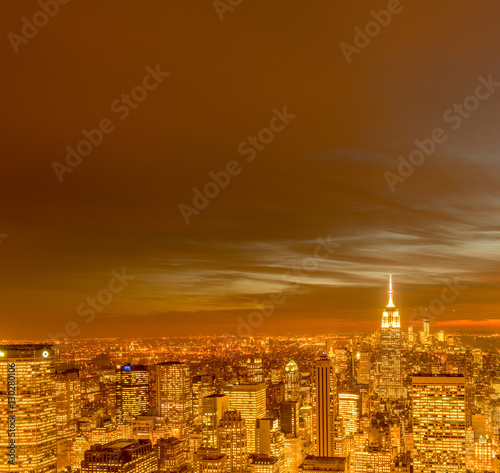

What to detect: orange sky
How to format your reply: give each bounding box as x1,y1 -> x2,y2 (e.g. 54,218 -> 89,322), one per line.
1,1 -> 500,339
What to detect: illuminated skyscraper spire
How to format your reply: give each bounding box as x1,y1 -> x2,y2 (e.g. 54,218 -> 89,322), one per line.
387,272 -> 395,308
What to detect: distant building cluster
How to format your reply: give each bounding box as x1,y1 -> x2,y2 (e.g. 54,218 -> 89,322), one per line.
0,277 -> 499,472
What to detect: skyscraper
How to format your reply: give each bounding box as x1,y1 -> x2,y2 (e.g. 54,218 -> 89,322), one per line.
379,274 -> 403,399
281,400 -> 300,436
284,360 -> 300,402
157,361 -> 191,439
408,326 -> 414,344
116,364 -> 149,425
355,352 -> 370,385
338,392 -> 359,436
247,357 -> 263,383
202,393 -> 228,448
217,410 -> 247,473
412,374 -> 467,473
255,417 -> 285,470
223,383 -> 266,454
423,316 -> 430,343
312,355 -> 337,457
0,344 -> 57,472
192,374 -> 216,425
56,367 -> 81,471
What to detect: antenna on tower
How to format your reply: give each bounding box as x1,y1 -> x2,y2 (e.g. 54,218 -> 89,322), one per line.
386,272 -> 395,308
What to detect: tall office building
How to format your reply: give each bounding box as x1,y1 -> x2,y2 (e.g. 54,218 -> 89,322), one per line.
412,374 -> 467,473
312,355 -> 338,457
379,274 -> 403,399
223,383 -> 266,454
355,352 -> 370,385
256,417 -> 285,470
0,344 -> 57,473
285,360 -> 300,402
338,392 -> 359,436
281,400 -> 300,436
81,439 -> 157,472
100,368 -> 117,416
56,367 -> 81,471
247,357 -> 263,383
157,361 -> 191,439
423,316 -> 430,343
202,394 -> 228,448
299,404 -> 313,443
408,326 -> 414,344
116,364 -> 149,425
193,374 -> 216,425
217,410 -> 247,473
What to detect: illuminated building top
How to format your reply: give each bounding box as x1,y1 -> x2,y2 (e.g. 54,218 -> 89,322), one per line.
382,273 -> 400,329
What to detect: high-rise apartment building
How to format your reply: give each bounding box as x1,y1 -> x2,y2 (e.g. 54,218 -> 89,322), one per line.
157,361 -> 191,439
379,274 -> 404,399
312,355 -> 337,457
223,383 -> 266,454
217,410 -> 247,473
116,364 -> 149,425
0,344 -> 57,473
412,374 -> 467,473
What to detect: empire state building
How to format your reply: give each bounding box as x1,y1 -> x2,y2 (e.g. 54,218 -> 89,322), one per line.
379,274 -> 404,399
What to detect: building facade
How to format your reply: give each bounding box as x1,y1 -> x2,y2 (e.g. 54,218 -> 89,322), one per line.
0,344 -> 57,473
412,374 -> 467,473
